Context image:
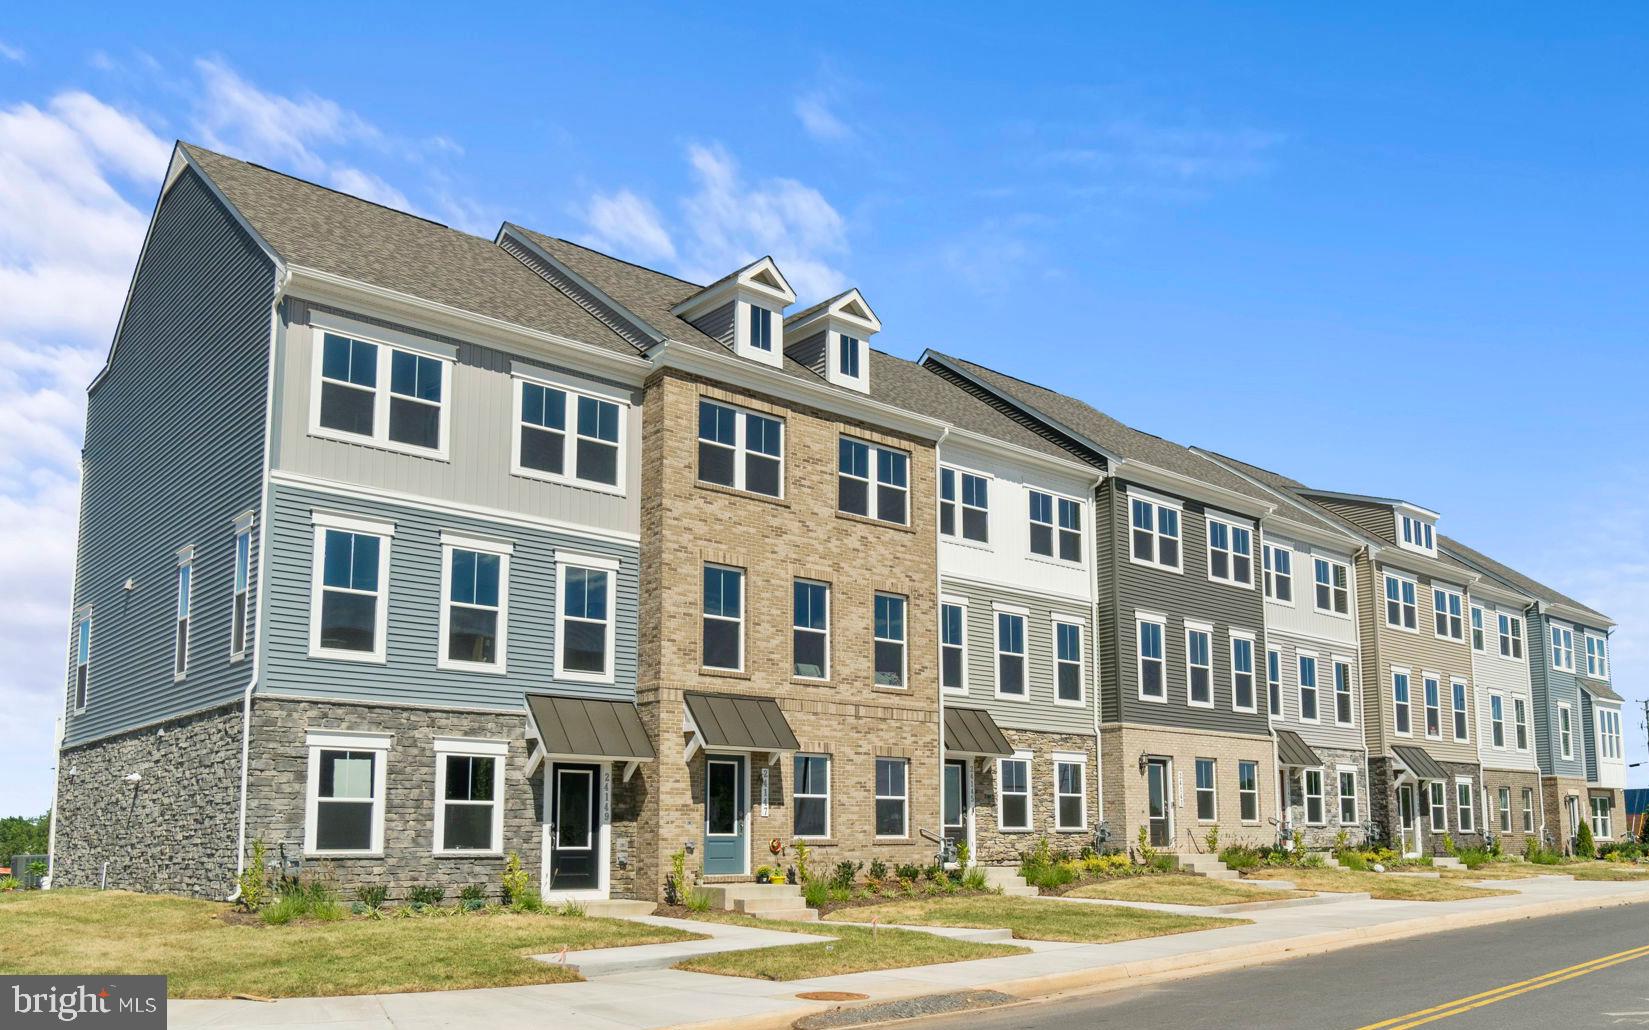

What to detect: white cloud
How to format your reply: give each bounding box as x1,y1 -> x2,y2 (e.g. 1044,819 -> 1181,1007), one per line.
0,40 -> 24,63
191,57 -> 379,179
795,90 -> 852,142
582,189 -> 676,263
329,166 -> 411,210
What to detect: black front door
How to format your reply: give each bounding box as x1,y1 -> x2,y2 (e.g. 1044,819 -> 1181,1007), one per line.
550,763 -> 599,890
943,759 -> 968,849
1147,759 -> 1172,848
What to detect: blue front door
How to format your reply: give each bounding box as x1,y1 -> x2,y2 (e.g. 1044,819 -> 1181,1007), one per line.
704,755 -> 746,875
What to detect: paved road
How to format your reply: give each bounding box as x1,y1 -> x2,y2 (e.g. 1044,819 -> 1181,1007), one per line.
907,903 -> 1649,1030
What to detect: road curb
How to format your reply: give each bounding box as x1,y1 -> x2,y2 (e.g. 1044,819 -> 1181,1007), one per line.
664,888 -> 1649,1030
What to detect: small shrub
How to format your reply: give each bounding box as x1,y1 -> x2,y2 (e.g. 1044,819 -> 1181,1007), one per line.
236,838 -> 271,912
962,868 -> 987,891
1457,848 -> 1493,870
1301,852 -> 1326,869
667,849 -> 687,905
1334,829 -> 1350,854
556,899 -> 586,917
501,852 -> 531,907
0,876 -> 20,891
829,860 -> 862,891
866,858 -> 889,882
754,865 -> 775,884
458,883 -> 486,911
407,884 -> 445,909
1440,834 -> 1457,857
802,879 -> 830,908
261,878 -> 344,925
955,841 -> 971,869
684,886 -> 713,913
513,888 -> 544,913
895,863 -> 923,882
1341,850 -> 1369,871
1204,824 -> 1220,855
1576,821 -> 1596,860
792,840 -> 812,885
1136,826 -> 1158,868
355,883 -> 388,910
1219,845 -> 1261,871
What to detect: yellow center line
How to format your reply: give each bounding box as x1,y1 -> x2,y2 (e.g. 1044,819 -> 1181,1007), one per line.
1354,943 -> 1649,1030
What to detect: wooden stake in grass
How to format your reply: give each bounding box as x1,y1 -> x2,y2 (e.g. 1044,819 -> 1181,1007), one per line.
871,914 -> 878,938
557,945 -> 569,964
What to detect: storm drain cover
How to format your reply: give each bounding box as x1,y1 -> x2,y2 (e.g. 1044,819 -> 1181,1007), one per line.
793,990 -> 1017,1029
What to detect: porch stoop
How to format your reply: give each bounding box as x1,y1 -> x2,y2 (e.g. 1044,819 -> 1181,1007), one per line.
1432,856 -> 1467,871
1171,852 -> 1241,881
581,899 -> 657,918
700,882 -> 818,921
981,866 -> 1040,897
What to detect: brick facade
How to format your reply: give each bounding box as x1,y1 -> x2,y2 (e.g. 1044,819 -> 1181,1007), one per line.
1278,746 -> 1371,849
1098,723 -> 1279,854
1478,767 -> 1543,853
967,729 -> 1101,864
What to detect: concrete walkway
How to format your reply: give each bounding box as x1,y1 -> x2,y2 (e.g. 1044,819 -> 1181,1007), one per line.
168,875 -> 1649,1030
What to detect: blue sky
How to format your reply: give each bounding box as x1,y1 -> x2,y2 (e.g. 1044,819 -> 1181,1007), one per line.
2,5 -> 1645,814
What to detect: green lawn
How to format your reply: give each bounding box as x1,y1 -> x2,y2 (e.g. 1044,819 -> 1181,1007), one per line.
1245,868 -> 1513,902
1566,863 -> 1649,882
1064,874 -> 1307,906
672,912 -> 1025,981
0,890 -> 700,998
824,894 -> 1244,943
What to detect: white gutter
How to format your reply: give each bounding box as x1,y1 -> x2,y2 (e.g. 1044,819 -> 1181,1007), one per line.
932,426 -> 951,857
1088,470 -> 1106,830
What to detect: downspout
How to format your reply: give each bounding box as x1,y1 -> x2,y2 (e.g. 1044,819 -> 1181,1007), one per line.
228,267 -> 288,901
1358,544 -> 1386,842
1088,472 -> 1105,829
1528,599 -> 1549,847
932,426 -> 950,859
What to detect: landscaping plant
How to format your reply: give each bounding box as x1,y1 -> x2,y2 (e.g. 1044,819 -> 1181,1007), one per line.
261,878 -> 345,925
355,883 -> 388,911
1576,821 -> 1597,859
501,851 -> 532,907
235,838 -> 271,912
459,884 -> 487,911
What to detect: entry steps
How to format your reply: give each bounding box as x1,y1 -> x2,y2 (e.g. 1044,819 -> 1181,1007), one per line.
1171,852 -> 1241,881
700,882 -> 818,921
980,866 -> 1040,897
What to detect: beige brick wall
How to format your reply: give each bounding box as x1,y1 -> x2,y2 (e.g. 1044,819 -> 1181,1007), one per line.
1479,768 -> 1543,853
634,370 -> 941,899
1099,723 -> 1279,853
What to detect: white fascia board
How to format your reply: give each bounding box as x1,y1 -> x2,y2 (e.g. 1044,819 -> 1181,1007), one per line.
1115,458 -> 1275,520
283,266 -> 652,386
496,225 -> 666,347
943,426 -> 1103,481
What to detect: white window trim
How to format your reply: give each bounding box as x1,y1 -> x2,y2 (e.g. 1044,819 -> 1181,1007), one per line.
875,757 -> 910,839
1470,604 -> 1485,652
939,595 -> 969,695
874,592 -> 909,690
70,605 -> 92,714
438,533 -> 514,675
840,436 -> 910,526
1450,678 -> 1470,743
1136,611 -> 1168,704
1052,752 -> 1087,831
1194,758 -> 1218,823
1521,787 -> 1536,833
510,371 -> 630,497
1303,767 -> 1327,826
1332,655 -> 1357,728
432,737 -> 508,856
553,552 -> 618,684
993,603 -> 1030,701
307,512 -> 395,664
1238,760 -> 1261,825
1128,490 -> 1184,574
1230,629 -> 1258,714
1392,666 -> 1413,738
1205,512 -> 1255,589
1267,647 -> 1283,722
1052,616 -> 1086,707
696,397 -> 785,499
1428,780 -> 1447,833
1028,486 -> 1086,566
1455,777 -> 1475,833
1263,542 -> 1296,607
1497,612 -> 1526,662
1557,702 -> 1574,760
1337,766 -> 1360,826
1395,511 -> 1437,556
793,753 -> 831,840
307,323 -> 454,461
1185,621 -> 1215,709
1584,632 -> 1610,680
1513,697 -> 1530,752
304,730 -> 391,857
1432,586 -> 1465,642
1551,622 -> 1575,672
996,751 -> 1033,832
1312,556 -> 1353,618
792,579 -> 832,682
1297,649 -> 1321,724
230,516 -> 254,663
702,564 -> 745,673
940,464 -> 992,546
1422,674 -> 1443,741
1489,692 -> 1506,750
1384,572 -> 1419,634
174,547 -> 193,682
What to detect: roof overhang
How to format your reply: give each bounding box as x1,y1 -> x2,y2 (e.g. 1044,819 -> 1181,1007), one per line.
1274,729 -> 1323,769
682,692 -> 800,765
1391,744 -> 1451,782
671,256 -> 796,321
1542,600 -> 1616,631
784,288 -> 882,340
921,350 -> 1123,467
943,707 -> 1015,758
523,693 -> 655,781
1117,461 -> 1275,520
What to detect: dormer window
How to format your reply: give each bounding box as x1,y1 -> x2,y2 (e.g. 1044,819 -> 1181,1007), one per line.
671,257 -> 796,370
784,288 -> 881,394
1396,510 -> 1436,554
749,306 -> 774,352
839,335 -> 861,379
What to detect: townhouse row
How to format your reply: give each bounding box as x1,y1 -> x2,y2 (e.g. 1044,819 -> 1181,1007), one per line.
48,143 -> 1628,904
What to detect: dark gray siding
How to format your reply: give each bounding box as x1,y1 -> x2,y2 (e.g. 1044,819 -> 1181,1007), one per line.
786,330 -> 828,378
1094,479 -> 1121,722
689,301 -> 735,348
1105,481 -> 1270,735
261,482 -> 638,709
1527,613 -> 1586,779
65,168 -> 276,746
1580,691 -> 1598,782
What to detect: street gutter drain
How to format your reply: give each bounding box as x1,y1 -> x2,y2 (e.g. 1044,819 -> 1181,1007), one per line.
793,990 -> 1017,1029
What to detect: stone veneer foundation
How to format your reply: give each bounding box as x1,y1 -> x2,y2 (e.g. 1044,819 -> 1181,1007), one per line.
966,729 -> 1101,865
1277,746 -> 1371,849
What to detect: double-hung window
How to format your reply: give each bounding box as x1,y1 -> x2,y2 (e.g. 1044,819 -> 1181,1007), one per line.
875,593 -> 907,687
839,438 -> 908,524
1498,614 -> 1523,659
1434,587 -> 1464,641
1333,659 -> 1354,726
316,331 -> 450,455
1470,606 -> 1485,651
1428,781 -> 1446,832
839,334 -> 860,378
1055,620 -> 1084,704
1297,653 -> 1319,722
174,549 -> 192,679
1231,633 -> 1256,713
305,731 -> 389,855
310,513 -> 393,662
1238,760 -> 1260,823
995,609 -> 1027,697
441,536 -> 510,672
1591,796 -> 1613,839
1586,634 -> 1609,679
697,400 -> 782,497
70,609 -> 91,712
1195,758 -> 1217,821
1490,694 -> 1505,748
1521,788 -> 1535,832
1314,558 -> 1350,615
1600,709 -> 1623,760
557,557 -> 615,681
434,738 -> 505,854
1399,513 -> 1435,552
1206,516 -> 1253,586
794,755 -> 830,838
1054,756 -> 1086,830
1393,670 -> 1412,735
1498,787 -> 1512,833
939,468 -> 989,542
1385,574 -> 1417,630
793,580 -> 830,680
1138,616 -> 1166,701
998,754 -> 1031,831
940,601 -> 966,692
875,758 -> 908,837
1551,624 -> 1575,671
1303,769 -> 1325,825
1339,769 -> 1359,825
1186,625 -> 1213,707
1424,676 -> 1442,738
1451,680 -> 1469,742
702,565 -> 744,671
1029,491 -> 1082,562
1456,779 -> 1475,833
1267,648 -> 1282,719
1514,698 -> 1529,750
231,517 -> 253,660
1558,703 -> 1574,760
748,305 -> 774,351
1130,495 -> 1181,570
1263,544 -> 1293,603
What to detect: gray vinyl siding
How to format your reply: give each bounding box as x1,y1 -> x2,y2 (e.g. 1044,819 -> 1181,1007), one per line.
497,233 -> 655,349
1526,613 -> 1586,778
1580,691 -> 1598,782
272,299 -> 641,535
261,481 -> 638,710
1266,628 -> 1366,753
688,301 -> 735,348
1468,596 -> 1540,774
65,168 -> 276,746
786,330 -> 828,378
1105,481 -> 1270,736
940,578 -> 1094,736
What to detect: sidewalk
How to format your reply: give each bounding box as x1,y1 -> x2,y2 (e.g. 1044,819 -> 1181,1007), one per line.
169,875 -> 1649,1030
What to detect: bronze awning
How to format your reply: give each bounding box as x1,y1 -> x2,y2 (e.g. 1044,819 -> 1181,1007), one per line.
684,692 -> 800,752
944,706 -> 1015,757
525,693 -> 655,761
1274,729 -> 1322,769
1392,744 -> 1450,781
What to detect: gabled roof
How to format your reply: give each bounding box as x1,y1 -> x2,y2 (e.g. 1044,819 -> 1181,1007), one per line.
785,288 -> 881,334
1193,449 -> 1364,543
1441,534 -> 1613,628
179,144 -> 640,357
870,352 -> 1082,465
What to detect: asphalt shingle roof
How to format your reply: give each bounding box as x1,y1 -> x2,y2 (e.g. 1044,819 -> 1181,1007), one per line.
1441,534 -> 1613,626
